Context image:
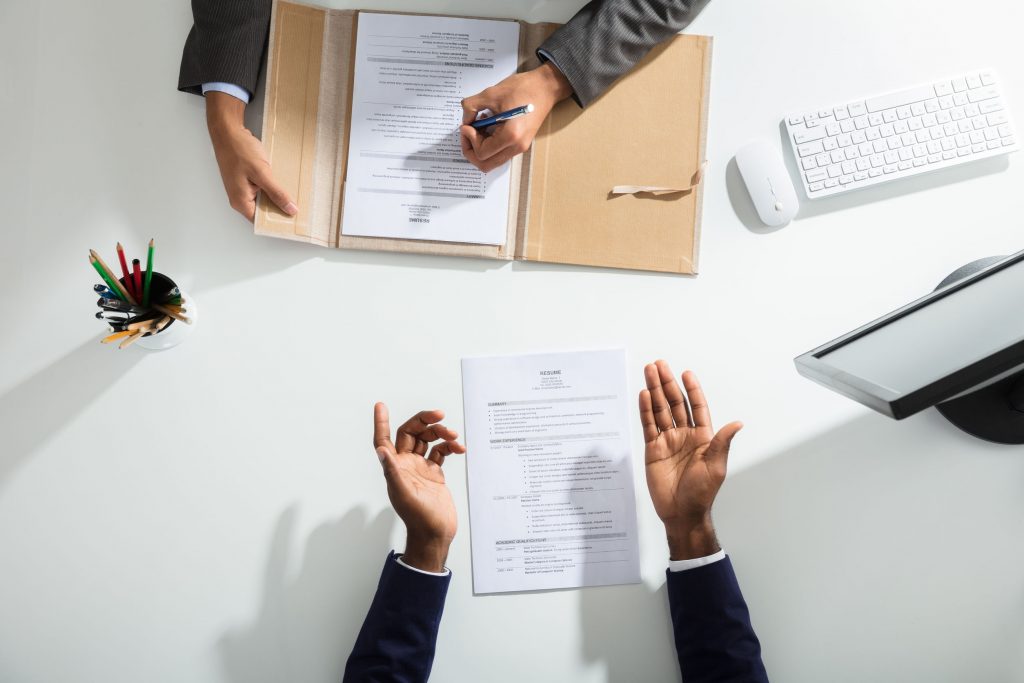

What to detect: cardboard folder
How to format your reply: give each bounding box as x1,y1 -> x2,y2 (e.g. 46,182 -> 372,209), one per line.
255,0 -> 713,274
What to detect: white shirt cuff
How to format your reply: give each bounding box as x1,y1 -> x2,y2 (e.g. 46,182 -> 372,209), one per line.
201,82 -> 251,104
668,549 -> 726,572
396,554 -> 451,577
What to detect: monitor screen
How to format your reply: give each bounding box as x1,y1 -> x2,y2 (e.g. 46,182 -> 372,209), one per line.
820,258 -> 1024,393
795,251 -> 1024,418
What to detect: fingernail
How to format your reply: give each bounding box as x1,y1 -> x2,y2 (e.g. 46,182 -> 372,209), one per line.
284,202 -> 298,216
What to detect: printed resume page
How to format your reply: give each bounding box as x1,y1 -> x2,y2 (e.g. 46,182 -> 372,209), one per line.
341,12 -> 519,245
462,350 -> 641,594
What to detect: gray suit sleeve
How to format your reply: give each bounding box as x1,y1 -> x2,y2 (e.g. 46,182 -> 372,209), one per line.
538,0 -> 711,108
178,0 -> 273,96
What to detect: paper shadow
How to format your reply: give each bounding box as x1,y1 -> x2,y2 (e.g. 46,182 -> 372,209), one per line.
713,409 -> 1024,682
0,338 -> 144,491
218,506 -> 396,683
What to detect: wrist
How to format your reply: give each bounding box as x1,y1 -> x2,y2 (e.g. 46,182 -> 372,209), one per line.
535,61 -> 573,103
664,516 -> 720,561
205,91 -> 246,139
402,534 -> 452,573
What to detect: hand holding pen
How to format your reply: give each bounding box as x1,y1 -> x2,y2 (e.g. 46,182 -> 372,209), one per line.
459,61 -> 573,173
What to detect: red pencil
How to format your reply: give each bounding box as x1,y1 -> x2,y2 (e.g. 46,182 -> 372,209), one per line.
116,243 -> 134,299
132,259 -> 142,301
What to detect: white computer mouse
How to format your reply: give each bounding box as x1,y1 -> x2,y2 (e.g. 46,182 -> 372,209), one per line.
735,139 -> 799,227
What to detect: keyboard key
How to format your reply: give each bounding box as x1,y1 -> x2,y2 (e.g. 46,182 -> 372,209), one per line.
998,124 -> 1013,137
898,160 -> 912,170
838,134 -> 852,147
793,127 -> 827,144
826,122 -> 841,136
985,127 -> 999,141
806,169 -> 828,182
941,138 -> 955,151
834,106 -> 850,120
854,115 -> 870,129
869,154 -> 884,167
830,149 -> 845,163
848,102 -> 867,117
911,102 -> 926,116
841,160 -> 856,173
884,150 -> 899,163
788,115 -> 804,125
952,77 -> 967,92
827,164 -> 842,177
806,117 -> 821,127
980,72 -> 996,86
909,117 -> 923,131
942,150 -> 956,159
809,181 -> 825,192
898,148 -> 913,161
901,132 -> 916,146
798,141 -> 824,156
816,153 -> 832,167
925,99 -> 940,113
972,143 -> 986,153
852,130 -> 867,144
873,139 -> 888,153
802,157 -> 818,170
957,147 -> 971,156
840,119 -> 855,133
894,121 -> 909,134
818,109 -> 832,118
1004,137 -> 1017,146
854,171 -> 868,181
934,82 -> 953,96
859,142 -> 873,156
823,138 -> 838,151
824,178 -> 839,188
988,112 -> 1008,126
927,153 -> 941,163
915,130 -> 929,143
965,104 -> 980,117
980,100 -> 1004,114
856,158 -> 870,171
987,140 -> 1002,150
939,95 -> 954,109
953,92 -> 969,106
845,147 -> 859,160
840,174 -> 853,184
966,74 -> 982,89
927,140 -> 941,153
896,106 -> 912,119
869,168 -> 882,177
936,110 -> 952,123
883,110 -> 898,123
883,164 -> 897,173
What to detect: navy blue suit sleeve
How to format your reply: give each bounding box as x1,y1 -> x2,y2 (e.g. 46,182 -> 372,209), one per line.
666,556 -> 769,682
343,551 -> 451,683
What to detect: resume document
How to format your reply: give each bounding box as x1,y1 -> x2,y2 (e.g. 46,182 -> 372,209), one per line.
462,350 -> 642,594
341,13 -> 519,245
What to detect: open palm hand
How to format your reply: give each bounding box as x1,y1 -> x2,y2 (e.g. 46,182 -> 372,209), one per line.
640,362 -> 742,533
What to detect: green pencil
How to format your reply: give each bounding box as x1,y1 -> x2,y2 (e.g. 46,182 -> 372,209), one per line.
90,255 -> 125,301
142,238 -> 154,307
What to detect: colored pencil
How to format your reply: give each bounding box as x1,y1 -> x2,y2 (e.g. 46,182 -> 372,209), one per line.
142,238 -> 154,307
153,303 -> 191,324
101,330 -> 133,344
132,259 -> 142,302
116,243 -> 133,299
90,249 -> 136,304
90,255 -> 126,302
119,330 -> 145,349
126,317 -> 159,331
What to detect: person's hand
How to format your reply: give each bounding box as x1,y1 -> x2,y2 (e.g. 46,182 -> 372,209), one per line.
459,61 -> 573,173
372,402 -> 466,572
205,91 -> 298,222
640,361 -> 743,561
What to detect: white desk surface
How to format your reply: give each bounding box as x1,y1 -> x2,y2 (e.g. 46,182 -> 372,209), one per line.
2,0 -> 1023,681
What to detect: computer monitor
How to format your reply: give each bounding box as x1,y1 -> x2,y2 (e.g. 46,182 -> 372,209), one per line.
795,251 -> 1024,444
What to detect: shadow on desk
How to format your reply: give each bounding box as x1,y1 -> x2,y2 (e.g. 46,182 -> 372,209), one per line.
712,409 -> 1024,682
218,506 -> 396,683
0,339 -> 143,491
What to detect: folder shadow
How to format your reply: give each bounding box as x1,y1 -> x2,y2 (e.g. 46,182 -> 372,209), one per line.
218,506 -> 396,683
0,339 -> 143,492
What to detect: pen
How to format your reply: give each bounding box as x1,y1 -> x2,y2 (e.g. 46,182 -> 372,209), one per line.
90,255 -> 126,302
94,283 -> 119,298
470,103 -> 534,130
97,297 -> 146,313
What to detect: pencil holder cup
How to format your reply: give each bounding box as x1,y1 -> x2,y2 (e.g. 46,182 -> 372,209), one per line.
117,271 -> 198,351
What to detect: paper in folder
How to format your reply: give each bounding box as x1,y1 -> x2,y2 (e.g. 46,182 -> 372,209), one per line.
255,0 -> 713,274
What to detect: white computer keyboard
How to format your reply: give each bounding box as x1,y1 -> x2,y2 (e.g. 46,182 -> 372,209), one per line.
784,70 -> 1019,198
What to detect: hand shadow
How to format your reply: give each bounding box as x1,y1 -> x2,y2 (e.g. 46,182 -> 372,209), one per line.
0,338 -> 144,492
219,506 -> 396,683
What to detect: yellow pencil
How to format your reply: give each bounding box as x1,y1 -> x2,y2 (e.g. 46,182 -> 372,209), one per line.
101,329 -> 133,344
90,249 -> 137,305
126,318 -> 159,331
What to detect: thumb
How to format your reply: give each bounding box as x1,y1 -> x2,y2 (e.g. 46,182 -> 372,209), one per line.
253,166 -> 298,216
461,92 -> 494,124
706,421 -> 743,473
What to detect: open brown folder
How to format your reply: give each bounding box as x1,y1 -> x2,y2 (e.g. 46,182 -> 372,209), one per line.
255,0 -> 712,274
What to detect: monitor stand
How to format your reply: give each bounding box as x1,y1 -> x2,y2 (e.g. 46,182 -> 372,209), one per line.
933,256 -> 1024,445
